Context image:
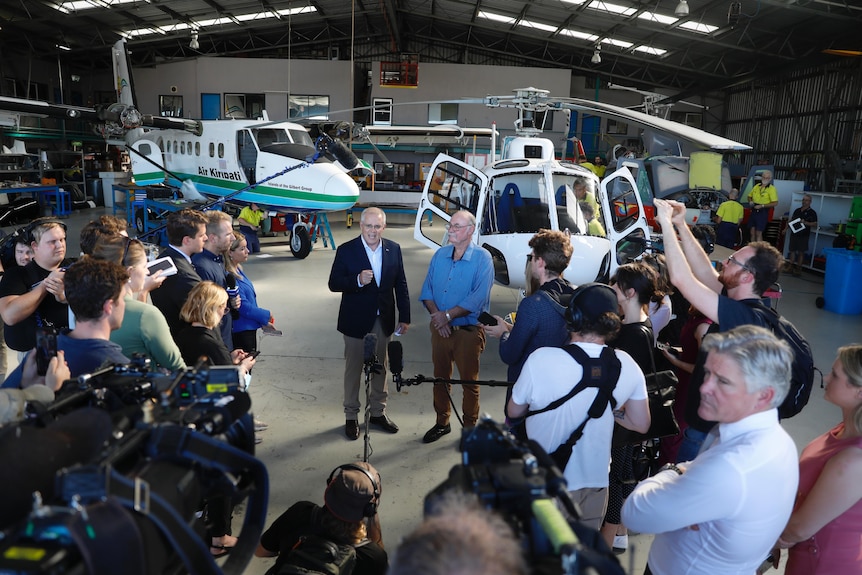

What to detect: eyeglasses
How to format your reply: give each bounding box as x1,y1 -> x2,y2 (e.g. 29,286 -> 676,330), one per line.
362,224 -> 383,230
726,254 -> 755,275
445,223 -> 474,231
526,253 -> 535,262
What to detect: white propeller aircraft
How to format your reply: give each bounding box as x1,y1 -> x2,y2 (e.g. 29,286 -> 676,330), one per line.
413,87 -> 751,290
0,39 -> 362,259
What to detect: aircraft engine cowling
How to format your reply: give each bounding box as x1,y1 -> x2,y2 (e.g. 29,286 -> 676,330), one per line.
316,135 -> 359,170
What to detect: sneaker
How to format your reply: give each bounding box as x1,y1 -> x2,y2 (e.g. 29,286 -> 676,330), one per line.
254,419 -> 269,432
612,534 -> 628,555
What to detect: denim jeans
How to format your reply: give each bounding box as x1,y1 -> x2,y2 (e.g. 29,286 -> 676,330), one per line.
675,426 -> 709,463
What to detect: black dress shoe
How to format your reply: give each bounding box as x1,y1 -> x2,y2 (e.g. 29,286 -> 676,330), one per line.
345,420 -> 359,440
422,423 -> 451,444
370,414 -> 399,433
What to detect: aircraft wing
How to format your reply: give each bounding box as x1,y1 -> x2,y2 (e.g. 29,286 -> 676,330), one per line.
556,98 -> 750,153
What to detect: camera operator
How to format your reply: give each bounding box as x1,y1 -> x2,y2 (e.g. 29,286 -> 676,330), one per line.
506,283 -> 650,530
256,461 -> 388,575
2,257 -> 129,389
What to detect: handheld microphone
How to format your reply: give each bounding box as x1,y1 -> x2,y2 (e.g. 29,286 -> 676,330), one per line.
225,274 -> 240,320
363,333 -> 378,366
388,340 -> 403,391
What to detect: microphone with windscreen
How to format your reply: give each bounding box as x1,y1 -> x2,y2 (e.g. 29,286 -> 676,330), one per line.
388,341 -> 404,391
363,333 -> 378,366
225,273 -> 240,320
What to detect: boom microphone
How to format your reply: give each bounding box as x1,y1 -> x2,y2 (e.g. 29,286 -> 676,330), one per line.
363,333 -> 378,366
388,341 -> 403,391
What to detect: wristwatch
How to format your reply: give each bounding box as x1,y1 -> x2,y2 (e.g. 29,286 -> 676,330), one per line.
501,331 -> 510,342
445,311 -> 452,323
660,463 -> 684,476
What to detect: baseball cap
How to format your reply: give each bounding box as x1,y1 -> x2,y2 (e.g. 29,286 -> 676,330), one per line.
569,283 -> 618,326
324,461 -> 381,522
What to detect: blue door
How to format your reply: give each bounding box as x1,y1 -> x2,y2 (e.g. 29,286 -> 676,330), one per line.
201,93 -> 221,120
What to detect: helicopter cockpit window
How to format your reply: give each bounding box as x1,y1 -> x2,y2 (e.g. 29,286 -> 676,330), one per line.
607,175 -> 640,233
553,176 -> 604,237
426,161 -> 482,217
483,173 -> 553,234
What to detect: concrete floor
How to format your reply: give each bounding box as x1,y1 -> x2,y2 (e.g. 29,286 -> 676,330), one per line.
39,207 -> 862,575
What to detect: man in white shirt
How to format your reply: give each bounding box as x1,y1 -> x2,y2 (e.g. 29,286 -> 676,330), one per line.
622,325 -> 798,575
507,282 -> 650,530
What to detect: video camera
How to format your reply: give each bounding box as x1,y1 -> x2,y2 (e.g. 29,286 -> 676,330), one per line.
0,358 -> 268,575
425,418 -> 624,575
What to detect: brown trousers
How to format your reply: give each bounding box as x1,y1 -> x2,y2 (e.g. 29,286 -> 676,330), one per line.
430,323 -> 485,427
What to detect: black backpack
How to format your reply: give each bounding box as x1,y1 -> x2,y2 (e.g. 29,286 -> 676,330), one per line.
274,534 -> 356,575
270,507 -> 358,575
747,303 -> 816,419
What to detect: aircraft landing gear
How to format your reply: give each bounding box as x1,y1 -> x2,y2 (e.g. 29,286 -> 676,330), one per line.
290,224 -> 312,259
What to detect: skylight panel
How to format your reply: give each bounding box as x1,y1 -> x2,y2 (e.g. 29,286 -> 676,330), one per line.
478,11 -> 517,25
559,29 -> 600,43
587,1 -> 637,17
634,46 -> 668,56
679,21 -> 719,34
638,12 -> 679,25
519,20 -> 558,33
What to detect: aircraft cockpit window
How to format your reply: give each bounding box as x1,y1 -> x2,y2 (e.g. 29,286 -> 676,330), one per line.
253,128 -> 291,149
289,128 -> 314,147
426,161 -> 482,218
484,174 -> 550,234
139,143 -> 153,155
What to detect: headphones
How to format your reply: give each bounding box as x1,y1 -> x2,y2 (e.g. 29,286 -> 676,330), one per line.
21,217 -> 67,246
565,282 -> 616,333
326,463 -> 380,518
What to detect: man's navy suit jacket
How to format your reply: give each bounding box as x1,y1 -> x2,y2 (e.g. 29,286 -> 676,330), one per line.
328,236 -> 410,339
150,247 -> 201,336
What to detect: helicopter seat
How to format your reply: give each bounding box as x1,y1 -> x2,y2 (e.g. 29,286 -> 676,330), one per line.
495,183 -> 523,233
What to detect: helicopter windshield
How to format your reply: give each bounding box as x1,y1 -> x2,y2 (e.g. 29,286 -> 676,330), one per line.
483,172 -> 604,237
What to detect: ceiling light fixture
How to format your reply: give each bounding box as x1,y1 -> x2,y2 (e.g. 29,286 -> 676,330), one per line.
189,31 -> 200,50
591,47 -> 602,64
674,0 -> 690,17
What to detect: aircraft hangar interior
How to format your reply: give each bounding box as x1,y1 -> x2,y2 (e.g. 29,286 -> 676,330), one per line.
1,1 -> 862,574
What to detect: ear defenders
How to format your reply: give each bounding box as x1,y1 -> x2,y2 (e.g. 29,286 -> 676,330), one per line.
565,282 -> 617,333
22,217 -> 67,245
326,463 -> 380,518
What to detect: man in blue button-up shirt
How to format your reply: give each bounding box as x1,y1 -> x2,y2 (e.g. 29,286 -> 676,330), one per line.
419,210 -> 493,443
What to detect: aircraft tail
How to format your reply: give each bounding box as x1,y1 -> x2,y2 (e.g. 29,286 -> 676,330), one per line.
111,39 -> 136,108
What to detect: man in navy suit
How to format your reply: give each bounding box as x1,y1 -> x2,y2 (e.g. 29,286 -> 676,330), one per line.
150,209 -> 208,337
328,207 -> 410,440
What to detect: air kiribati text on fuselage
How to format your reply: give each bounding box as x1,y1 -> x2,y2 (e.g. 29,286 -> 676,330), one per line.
198,167 -> 244,181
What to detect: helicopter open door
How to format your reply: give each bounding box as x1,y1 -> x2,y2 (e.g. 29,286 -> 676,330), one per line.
129,140 -> 166,186
598,166 -> 651,274
414,155 -> 488,249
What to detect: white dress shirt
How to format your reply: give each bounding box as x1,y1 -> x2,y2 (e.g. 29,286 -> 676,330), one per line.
622,409 -> 798,575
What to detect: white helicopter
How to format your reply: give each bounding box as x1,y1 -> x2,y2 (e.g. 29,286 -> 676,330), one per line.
0,39 -> 362,259
413,87 -> 751,290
